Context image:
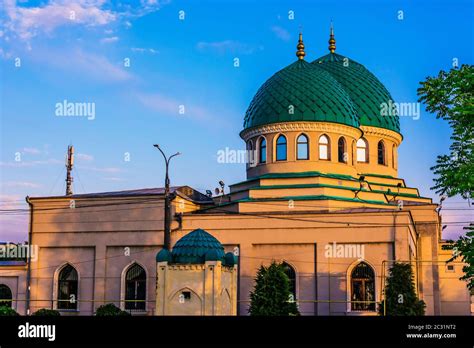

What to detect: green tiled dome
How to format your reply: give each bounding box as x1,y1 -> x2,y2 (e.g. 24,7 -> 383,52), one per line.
156,248 -> 172,262
313,53 -> 400,133
172,229 -> 225,264
243,59 -> 359,130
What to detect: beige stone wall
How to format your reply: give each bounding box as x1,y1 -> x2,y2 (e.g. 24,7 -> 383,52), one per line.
1,178 -> 468,317
438,243 -> 471,315
156,261 -> 237,315
0,265 -> 27,314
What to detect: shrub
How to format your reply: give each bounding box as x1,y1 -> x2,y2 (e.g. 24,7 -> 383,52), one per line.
0,306 -> 19,316
379,262 -> 426,316
249,261 -> 300,316
95,303 -> 131,316
32,308 -> 61,316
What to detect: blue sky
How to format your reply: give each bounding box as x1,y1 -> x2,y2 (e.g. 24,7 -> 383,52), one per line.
1,0 -> 473,242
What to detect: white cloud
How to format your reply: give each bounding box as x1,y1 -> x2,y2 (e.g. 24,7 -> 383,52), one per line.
103,177 -> 125,182
196,40 -> 263,55
3,0 -> 117,40
136,93 -> 217,121
78,166 -> 122,173
33,47 -> 134,82
0,159 -> 62,167
2,181 -> 41,188
101,36 -> 119,44
271,26 -> 291,41
131,47 -> 158,54
22,147 -> 41,155
2,0 -> 170,42
76,153 -> 94,162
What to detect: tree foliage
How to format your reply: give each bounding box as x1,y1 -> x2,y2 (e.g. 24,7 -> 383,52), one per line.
379,262 -> 425,316
418,64 -> 474,291
249,261 -> 299,316
32,308 -> 61,316
95,303 -> 131,316
417,64 -> 474,199
0,305 -> 19,316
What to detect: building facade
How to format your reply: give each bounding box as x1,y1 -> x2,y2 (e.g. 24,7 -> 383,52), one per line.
0,31 -> 472,316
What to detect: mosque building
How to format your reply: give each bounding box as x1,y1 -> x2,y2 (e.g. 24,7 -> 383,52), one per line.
0,28 -> 471,316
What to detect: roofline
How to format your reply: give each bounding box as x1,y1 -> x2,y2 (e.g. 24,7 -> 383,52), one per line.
27,185 -> 214,204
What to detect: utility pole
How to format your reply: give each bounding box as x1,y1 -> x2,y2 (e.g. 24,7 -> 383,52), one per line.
65,145 -> 74,196
153,145 -> 181,250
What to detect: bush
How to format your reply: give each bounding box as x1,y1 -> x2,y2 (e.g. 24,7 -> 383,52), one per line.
249,261 -> 300,316
95,303 -> 131,316
0,306 -> 19,316
379,262 -> 426,316
32,308 -> 61,316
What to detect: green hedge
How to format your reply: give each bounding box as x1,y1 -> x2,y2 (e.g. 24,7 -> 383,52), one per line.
0,306 -> 19,316
95,303 -> 131,316
32,308 -> 61,316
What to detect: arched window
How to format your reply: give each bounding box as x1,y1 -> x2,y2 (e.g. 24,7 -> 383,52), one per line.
246,140 -> 253,168
276,135 -> 287,161
58,264 -> 78,310
356,138 -> 368,163
338,137 -> 347,163
392,145 -> 396,169
282,262 -> 297,301
351,262 -> 375,311
319,135 -> 330,160
258,137 -> 267,164
352,140 -> 356,165
296,134 -> 309,160
378,140 -> 386,165
0,284 -> 12,307
125,263 -> 146,311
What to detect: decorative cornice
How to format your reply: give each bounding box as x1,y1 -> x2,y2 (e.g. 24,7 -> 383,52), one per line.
360,126 -> 403,145
240,122 -> 362,141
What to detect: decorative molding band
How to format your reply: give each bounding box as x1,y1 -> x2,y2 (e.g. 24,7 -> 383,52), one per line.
360,126 -> 403,145
240,122 -> 363,141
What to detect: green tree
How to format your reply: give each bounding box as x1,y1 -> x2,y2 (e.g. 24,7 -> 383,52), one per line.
249,261 -> 299,316
95,303 -> 131,316
417,64 -> 473,199
0,305 -> 19,316
32,308 -> 61,316
417,64 -> 474,290
379,262 -> 425,316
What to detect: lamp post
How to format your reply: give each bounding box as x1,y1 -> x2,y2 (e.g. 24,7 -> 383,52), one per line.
153,144 -> 181,250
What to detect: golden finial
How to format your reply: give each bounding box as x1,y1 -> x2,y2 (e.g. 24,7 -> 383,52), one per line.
296,32 -> 306,60
328,21 -> 336,53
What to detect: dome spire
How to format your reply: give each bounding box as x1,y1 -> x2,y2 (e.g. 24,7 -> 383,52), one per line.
296,32 -> 306,60
328,21 -> 336,53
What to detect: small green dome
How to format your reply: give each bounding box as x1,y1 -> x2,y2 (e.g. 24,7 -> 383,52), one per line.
172,229 -> 225,264
313,53 -> 400,134
243,59 -> 359,131
156,249 -> 172,263
223,252 -> 237,267
205,249 -> 222,261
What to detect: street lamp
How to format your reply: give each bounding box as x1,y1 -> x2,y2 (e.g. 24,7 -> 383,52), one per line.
153,144 -> 181,250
